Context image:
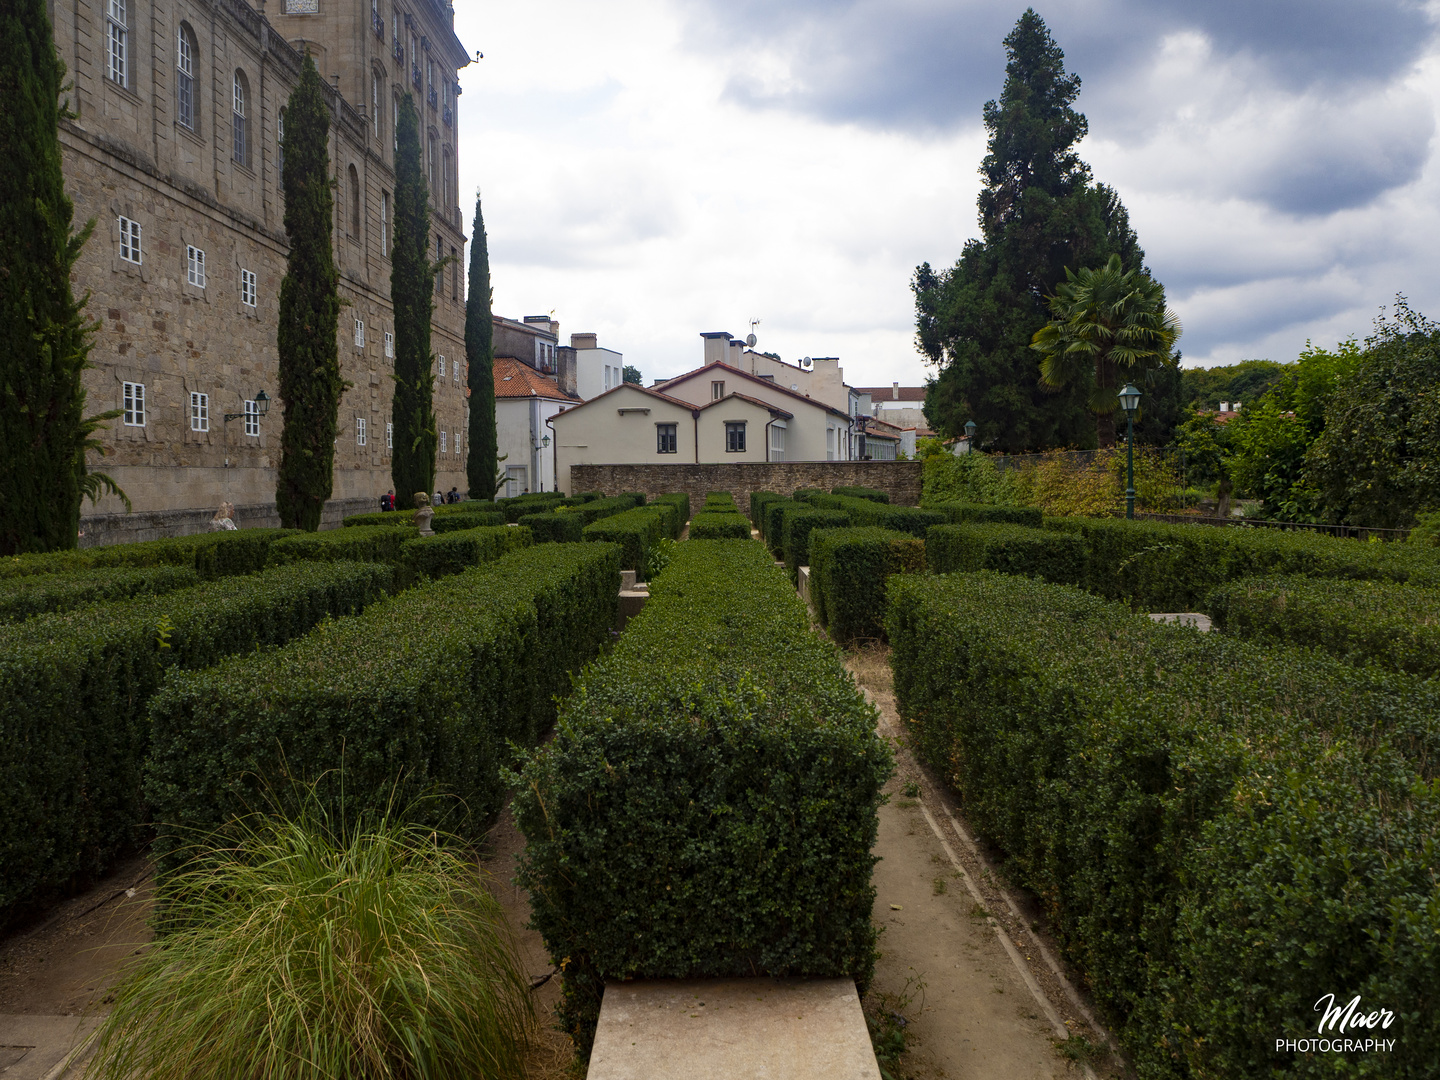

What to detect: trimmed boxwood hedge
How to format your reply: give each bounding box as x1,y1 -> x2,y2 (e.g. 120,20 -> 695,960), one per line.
831,485 -> 888,503
267,524 -> 412,567
809,526 -> 925,641
1208,575 -> 1440,677
688,511 -> 751,540
886,571 -> 1440,1080
0,560 -> 397,929
784,508 -> 850,578
762,499 -> 805,558
342,510 -> 417,527
430,510 -> 507,533
932,502 -> 1043,528
1048,517 -> 1440,611
750,491 -> 784,532
651,492 -> 690,529
0,529 -> 298,580
0,565 -> 201,623
925,522 -> 1086,584
575,494 -> 644,526
146,543 -> 620,880
702,490 -> 735,508
518,510 -> 584,544
583,507 -> 666,576
400,524 -> 532,579
512,539 -> 892,1061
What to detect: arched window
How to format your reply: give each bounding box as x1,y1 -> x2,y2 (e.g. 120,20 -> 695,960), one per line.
441,146 -> 451,210
232,71 -> 250,167
278,108 -> 286,184
427,131 -> 436,191
393,92 -> 401,155
371,72 -> 382,138
348,164 -> 361,237
176,24 -> 197,130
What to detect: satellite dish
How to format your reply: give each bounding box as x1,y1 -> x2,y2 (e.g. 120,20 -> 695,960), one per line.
745,333 -> 757,347
800,356 -> 814,371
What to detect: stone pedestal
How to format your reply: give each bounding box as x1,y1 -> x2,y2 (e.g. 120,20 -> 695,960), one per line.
415,506 -> 435,536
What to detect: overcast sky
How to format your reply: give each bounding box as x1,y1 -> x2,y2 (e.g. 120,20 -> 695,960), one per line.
451,0 -> 1440,389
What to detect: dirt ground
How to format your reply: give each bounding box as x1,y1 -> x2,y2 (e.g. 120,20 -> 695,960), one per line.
848,642 -> 1125,1080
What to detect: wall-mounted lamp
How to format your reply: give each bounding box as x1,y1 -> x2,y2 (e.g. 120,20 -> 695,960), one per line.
224,389 -> 270,422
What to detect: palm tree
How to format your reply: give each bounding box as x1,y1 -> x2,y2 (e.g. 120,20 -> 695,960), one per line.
1031,254 -> 1181,447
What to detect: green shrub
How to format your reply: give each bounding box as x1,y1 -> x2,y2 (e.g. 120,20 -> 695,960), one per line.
0,560 -> 396,928
702,490 -> 734,507
497,493 -> 565,523
89,797 -> 533,1080
925,523 -> 1086,584
809,527 -> 925,641
431,511 -> 507,533
342,510 -> 416,527
750,491 -> 784,532
582,508 -> 666,576
512,540 -> 891,1061
0,565 -> 200,623
762,499 -> 805,557
638,501 -> 682,541
1208,575 -> 1440,677
267,525 -> 411,567
620,491 -> 648,506
0,529 -> 299,580
575,495 -> 643,526
800,493 -> 945,537
886,572 -> 1440,1080
518,511 -> 583,545
400,525 -> 532,580
831,485 -> 889,503
0,548 -> 94,578
784,509 -> 850,578
689,512 -> 751,540
932,502 -> 1043,528
651,492 -> 690,531
146,544 -> 620,880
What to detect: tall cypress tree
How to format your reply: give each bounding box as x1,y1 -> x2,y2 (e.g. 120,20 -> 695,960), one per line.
390,93 -> 436,508
276,54 -> 343,531
0,0 -> 125,554
914,9 -> 1149,451
465,195 -> 498,500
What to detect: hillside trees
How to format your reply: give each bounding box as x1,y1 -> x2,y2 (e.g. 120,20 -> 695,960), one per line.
465,195 -> 498,501
914,9 -> 1171,451
275,54 -> 343,532
390,93 -> 437,509
0,0 -> 125,553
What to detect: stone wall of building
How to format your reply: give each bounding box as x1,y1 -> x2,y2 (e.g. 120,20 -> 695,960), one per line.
54,0 -> 471,537
569,462 -> 924,512
77,495 -> 376,547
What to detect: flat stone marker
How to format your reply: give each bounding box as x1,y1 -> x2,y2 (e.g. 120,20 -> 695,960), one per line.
1148,612 -> 1212,632
587,978 -> 880,1080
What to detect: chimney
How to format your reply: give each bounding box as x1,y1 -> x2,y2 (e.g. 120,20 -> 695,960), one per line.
570,332 -> 597,350
1220,401 -> 1230,412
892,382 -> 900,400
1233,400 -> 1242,412
556,346 -> 577,397
727,340 -> 744,367
701,331 -> 732,366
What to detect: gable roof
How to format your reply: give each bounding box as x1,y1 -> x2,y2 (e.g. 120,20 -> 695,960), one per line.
699,392 -> 793,419
548,379 -> 701,419
494,356 -> 573,402
656,361 -> 851,419
857,385 -> 927,403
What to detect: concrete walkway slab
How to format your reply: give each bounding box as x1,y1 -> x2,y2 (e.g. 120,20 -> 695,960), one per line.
0,1015 -> 100,1079
1149,612 -> 1212,631
587,977 -> 880,1080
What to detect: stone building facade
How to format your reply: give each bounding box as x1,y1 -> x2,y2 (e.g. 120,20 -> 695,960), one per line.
52,0 -> 471,540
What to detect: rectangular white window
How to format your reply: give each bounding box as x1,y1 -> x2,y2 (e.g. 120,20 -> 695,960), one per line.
107,0 -> 127,85
725,421 -> 746,453
657,423 -> 677,454
176,29 -> 194,129
372,73 -> 381,138
384,331 -> 394,359
244,398 -> 260,436
380,192 -> 389,256
240,269 -> 257,307
712,380 -> 725,400
438,355 -> 446,378
826,426 -> 836,461
186,246 -> 206,288
118,217 -> 141,264
354,319 -> 365,348
123,381 -> 145,426
770,423 -> 785,462
440,430 -> 447,453
189,392 -> 209,432
386,421 -> 393,449
356,417 -> 367,446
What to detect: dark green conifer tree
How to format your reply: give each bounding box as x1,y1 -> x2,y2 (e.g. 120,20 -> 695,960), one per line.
390,93 -> 436,508
0,0 -> 125,554
276,54 -> 343,531
465,195 -> 498,500
914,9 -> 1152,451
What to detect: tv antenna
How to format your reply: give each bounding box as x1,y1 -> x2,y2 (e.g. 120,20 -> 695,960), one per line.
746,318 -> 759,348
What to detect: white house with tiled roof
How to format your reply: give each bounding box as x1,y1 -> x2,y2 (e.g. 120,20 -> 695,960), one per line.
494,357 -> 573,496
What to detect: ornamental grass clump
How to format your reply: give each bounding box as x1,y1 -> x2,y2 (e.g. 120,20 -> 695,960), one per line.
90,801 -> 534,1080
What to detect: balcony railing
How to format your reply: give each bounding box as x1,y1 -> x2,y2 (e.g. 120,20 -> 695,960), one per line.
442,105 -> 452,127
427,86 -> 438,109
372,11 -> 384,38
411,66 -> 422,90
392,40 -> 403,63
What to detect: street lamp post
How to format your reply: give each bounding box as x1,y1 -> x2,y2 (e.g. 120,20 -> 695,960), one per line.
1118,383 -> 1141,520
963,419 -> 977,453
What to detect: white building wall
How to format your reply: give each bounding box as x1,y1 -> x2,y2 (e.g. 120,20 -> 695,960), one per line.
496,396 -> 567,495
551,386 -> 697,494
575,347 -> 626,401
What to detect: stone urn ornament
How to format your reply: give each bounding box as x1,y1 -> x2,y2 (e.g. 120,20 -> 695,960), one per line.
414,491 -> 435,536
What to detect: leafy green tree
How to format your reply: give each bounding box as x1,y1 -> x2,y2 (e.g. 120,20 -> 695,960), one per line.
1179,359 -> 1288,412
622,365 -> 642,385
1030,254 -> 1181,447
0,0 -> 127,554
465,195 -> 497,501
914,10 -> 1150,451
1306,299 -> 1440,528
275,55 -> 343,532
390,93 -> 437,509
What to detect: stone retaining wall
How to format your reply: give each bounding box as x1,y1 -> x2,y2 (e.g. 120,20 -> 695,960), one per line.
78,496 -> 377,548
570,462 -> 923,512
